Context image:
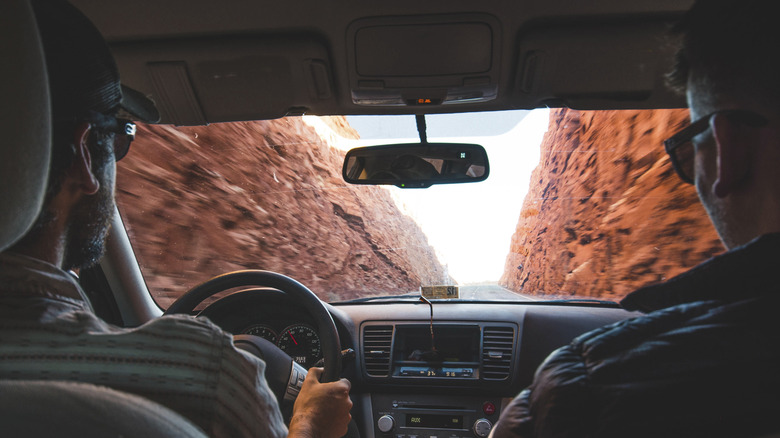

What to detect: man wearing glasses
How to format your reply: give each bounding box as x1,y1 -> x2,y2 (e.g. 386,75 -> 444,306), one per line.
0,1 -> 352,437
491,0 -> 780,437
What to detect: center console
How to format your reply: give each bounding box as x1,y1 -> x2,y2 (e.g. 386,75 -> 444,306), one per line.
360,322 -> 518,438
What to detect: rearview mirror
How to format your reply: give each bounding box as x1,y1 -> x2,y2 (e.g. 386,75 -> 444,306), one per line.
342,143 -> 489,188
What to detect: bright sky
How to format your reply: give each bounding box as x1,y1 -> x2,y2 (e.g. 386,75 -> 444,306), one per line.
303,109 -> 549,284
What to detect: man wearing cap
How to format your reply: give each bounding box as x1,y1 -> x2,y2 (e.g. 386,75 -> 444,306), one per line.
0,1 -> 352,437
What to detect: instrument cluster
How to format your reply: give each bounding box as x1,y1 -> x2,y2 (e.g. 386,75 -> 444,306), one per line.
242,323 -> 322,369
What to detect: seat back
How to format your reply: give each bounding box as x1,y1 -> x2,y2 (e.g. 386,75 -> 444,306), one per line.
0,380 -> 208,438
0,0 -> 51,252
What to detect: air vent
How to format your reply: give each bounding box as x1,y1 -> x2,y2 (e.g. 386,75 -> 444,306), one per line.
482,326 -> 515,380
363,325 -> 393,377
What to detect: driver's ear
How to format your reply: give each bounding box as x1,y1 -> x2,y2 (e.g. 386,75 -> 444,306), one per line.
69,122 -> 100,196
710,113 -> 751,198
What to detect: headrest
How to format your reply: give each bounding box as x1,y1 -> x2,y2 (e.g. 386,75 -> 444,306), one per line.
0,0 -> 51,251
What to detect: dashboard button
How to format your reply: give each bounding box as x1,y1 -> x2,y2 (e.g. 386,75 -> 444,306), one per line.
378,415 -> 395,433
473,419 -> 492,438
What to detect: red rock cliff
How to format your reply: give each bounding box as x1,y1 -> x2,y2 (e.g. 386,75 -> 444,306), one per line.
116,117 -> 450,307
500,108 -> 724,301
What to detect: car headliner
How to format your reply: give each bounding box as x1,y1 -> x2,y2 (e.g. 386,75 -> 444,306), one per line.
70,0 -> 691,125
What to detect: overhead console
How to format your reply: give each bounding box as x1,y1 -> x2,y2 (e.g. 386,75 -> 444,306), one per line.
346,14 -> 501,108
361,322 -> 517,388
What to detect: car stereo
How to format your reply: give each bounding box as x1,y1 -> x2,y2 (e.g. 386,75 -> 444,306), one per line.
391,325 -> 480,379
371,393 -> 501,438
362,323 -> 517,438
362,322 -> 517,384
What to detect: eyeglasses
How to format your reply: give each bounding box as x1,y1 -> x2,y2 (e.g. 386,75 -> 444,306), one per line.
107,118 -> 137,161
663,109 -> 768,184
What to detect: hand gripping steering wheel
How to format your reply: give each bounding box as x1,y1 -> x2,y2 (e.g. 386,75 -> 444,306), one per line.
164,270 -> 343,404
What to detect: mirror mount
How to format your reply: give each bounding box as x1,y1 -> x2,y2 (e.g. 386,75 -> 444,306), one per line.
416,114 -> 428,144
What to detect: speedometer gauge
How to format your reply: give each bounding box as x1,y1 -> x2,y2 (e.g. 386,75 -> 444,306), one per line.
277,324 -> 322,369
242,325 -> 278,344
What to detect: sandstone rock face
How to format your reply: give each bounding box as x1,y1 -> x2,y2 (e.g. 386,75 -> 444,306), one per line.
116,117 -> 449,308
500,108 -> 724,301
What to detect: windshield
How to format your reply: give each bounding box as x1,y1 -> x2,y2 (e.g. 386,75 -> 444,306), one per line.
115,108 -> 723,308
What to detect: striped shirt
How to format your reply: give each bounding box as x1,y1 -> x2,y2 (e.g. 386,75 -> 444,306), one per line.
0,251 -> 287,438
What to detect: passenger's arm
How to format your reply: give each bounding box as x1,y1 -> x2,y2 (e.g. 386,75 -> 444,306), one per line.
490,344 -> 595,438
287,367 -> 353,438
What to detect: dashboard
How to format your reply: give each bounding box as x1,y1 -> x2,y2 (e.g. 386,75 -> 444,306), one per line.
200,289 -> 637,438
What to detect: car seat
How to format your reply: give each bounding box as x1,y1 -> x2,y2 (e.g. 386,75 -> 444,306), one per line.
0,2 -> 206,436
0,380 -> 208,438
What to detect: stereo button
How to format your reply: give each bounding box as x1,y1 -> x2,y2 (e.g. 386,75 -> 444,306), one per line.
473,419 -> 492,438
378,415 -> 395,433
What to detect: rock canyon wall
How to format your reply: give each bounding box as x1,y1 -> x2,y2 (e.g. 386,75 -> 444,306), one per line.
500,108 -> 724,301
116,117 -> 450,308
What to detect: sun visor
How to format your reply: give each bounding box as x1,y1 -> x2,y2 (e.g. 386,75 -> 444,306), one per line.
347,14 -> 501,107
111,37 -> 334,125
514,20 -> 685,110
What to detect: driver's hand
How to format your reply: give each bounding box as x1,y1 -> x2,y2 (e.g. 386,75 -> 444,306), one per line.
288,367 -> 352,438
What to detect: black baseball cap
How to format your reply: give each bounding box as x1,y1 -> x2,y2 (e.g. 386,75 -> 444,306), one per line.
31,0 -> 159,123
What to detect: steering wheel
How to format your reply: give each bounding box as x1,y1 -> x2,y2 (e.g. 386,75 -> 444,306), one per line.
164,270 -> 343,404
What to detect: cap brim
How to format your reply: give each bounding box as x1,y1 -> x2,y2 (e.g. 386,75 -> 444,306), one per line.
119,84 -> 160,123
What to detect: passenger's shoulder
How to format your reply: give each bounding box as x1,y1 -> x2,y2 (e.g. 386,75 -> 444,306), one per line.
576,299 -> 721,359
569,295 -> 780,373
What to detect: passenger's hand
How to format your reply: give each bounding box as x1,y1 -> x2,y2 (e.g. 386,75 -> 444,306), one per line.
288,367 -> 352,438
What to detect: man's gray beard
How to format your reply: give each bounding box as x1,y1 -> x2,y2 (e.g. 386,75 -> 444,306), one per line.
62,178 -> 114,271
